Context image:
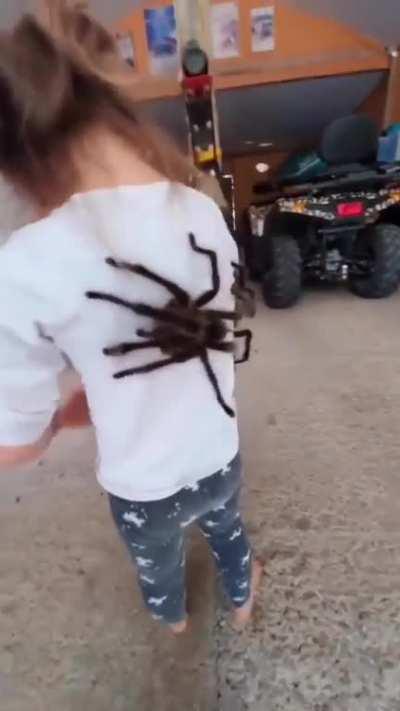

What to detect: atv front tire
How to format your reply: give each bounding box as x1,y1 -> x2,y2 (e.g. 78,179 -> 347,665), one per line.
349,223 -> 400,299
262,235 -> 302,308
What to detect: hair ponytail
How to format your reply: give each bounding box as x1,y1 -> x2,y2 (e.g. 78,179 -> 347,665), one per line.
42,1 -> 126,84
0,9 -> 192,208
4,17 -> 72,136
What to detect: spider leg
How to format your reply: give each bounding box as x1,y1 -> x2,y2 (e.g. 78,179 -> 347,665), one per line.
209,342 -> 234,354
200,351 -> 235,418
87,292 -> 195,330
132,303 -> 198,330
136,328 -> 156,338
106,259 -> 189,305
206,308 -> 238,321
231,261 -> 246,288
231,262 -> 251,292
231,261 -> 256,302
138,328 -> 199,355
234,329 -> 253,364
103,340 -> 159,356
231,262 -> 256,318
86,291 -> 140,313
113,352 -> 192,379
189,233 -> 220,308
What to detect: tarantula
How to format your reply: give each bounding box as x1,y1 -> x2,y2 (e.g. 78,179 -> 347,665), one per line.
86,232 -> 252,418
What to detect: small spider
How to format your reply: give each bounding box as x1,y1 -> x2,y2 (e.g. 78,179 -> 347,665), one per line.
86,232 -> 253,418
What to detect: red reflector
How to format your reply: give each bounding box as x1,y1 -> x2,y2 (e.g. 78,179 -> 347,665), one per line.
337,201 -> 365,218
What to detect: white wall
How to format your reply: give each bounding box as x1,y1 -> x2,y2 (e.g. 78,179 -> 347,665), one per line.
0,0 -> 142,28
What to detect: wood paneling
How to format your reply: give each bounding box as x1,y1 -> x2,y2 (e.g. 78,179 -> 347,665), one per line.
116,0 -> 389,101
357,75 -> 388,130
225,150 -> 289,231
211,1 -> 388,89
384,52 -> 400,128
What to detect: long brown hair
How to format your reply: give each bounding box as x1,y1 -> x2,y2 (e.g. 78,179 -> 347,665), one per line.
0,8 -> 191,209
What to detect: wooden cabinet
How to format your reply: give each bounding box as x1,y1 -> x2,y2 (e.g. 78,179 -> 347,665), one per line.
115,0 -> 388,100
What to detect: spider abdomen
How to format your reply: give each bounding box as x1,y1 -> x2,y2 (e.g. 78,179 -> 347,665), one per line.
154,300 -> 231,357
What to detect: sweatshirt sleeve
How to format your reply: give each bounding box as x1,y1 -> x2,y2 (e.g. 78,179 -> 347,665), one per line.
0,248 -> 65,446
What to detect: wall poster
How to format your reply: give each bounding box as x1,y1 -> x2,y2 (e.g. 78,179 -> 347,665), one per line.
116,32 -> 135,68
251,5 -> 275,53
144,5 -> 179,76
211,2 -> 240,60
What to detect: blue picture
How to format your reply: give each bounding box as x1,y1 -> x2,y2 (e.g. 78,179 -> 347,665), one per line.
144,5 -> 179,76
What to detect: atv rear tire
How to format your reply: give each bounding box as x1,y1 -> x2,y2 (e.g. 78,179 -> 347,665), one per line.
262,235 -> 302,308
349,223 -> 400,299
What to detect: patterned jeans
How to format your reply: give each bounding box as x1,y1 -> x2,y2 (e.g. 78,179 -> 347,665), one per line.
108,453 -> 252,624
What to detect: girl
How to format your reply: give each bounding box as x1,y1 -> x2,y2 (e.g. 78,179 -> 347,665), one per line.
0,11 -> 261,633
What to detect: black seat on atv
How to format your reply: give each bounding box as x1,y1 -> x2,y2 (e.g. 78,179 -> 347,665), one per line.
291,115 -> 381,185
257,115 -> 381,194
320,114 -> 379,167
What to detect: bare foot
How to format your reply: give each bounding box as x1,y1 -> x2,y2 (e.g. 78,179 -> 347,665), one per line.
232,559 -> 263,630
168,619 -> 188,635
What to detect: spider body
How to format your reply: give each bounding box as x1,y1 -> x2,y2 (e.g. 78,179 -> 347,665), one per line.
148,298 -> 231,358
87,232 -> 252,418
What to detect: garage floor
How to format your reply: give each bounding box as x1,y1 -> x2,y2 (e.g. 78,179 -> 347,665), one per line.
1,287 -> 400,711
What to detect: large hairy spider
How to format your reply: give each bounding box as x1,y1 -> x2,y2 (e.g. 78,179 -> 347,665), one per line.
86,233 -> 252,418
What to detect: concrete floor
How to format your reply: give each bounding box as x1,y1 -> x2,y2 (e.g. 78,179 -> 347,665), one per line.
2,286 -> 400,711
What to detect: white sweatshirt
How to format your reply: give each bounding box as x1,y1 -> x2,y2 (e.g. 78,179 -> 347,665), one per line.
0,182 -> 239,501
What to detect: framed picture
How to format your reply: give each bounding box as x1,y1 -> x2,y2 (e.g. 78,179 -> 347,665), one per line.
144,5 -> 179,76
251,6 -> 275,53
116,32 -> 136,68
211,2 -> 240,60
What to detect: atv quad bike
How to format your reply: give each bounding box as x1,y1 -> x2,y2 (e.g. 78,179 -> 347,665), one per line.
247,115 -> 400,308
